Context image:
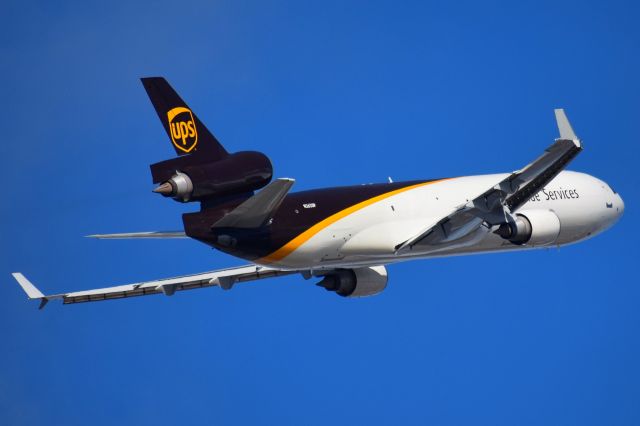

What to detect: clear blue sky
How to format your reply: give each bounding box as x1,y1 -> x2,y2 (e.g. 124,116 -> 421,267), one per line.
1,1 -> 638,425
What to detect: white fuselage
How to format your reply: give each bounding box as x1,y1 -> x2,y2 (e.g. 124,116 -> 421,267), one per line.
265,171 -> 624,270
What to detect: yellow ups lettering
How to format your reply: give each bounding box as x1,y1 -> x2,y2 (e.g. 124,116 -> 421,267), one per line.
171,123 -> 181,140
179,122 -> 189,145
166,107 -> 198,153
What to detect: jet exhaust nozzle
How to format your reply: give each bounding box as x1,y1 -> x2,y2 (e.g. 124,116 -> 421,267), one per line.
153,171 -> 194,202
153,182 -> 173,195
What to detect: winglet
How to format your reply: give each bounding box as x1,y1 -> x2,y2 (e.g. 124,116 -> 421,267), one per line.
554,109 -> 579,141
12,273 -> 44,299
11,273 -> 51,309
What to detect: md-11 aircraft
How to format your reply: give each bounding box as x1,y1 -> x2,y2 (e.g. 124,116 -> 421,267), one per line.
12,78 -> 624,308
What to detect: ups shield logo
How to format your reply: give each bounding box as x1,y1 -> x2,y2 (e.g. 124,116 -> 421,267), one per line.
167,107 -> 198,153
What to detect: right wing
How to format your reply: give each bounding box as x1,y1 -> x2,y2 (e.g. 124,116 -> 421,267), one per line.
396,109 -> 582,254
11,265 -> 300,309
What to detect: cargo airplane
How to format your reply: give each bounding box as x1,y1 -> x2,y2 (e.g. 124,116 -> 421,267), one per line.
12,78 -> 624,308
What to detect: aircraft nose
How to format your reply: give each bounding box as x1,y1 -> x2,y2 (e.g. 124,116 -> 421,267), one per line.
617,193 -> 625,217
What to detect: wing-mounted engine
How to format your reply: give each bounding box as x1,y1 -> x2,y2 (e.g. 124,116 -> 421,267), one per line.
315,266 -> 388,297
494,209 -> 561,246
150,151 -> 273,202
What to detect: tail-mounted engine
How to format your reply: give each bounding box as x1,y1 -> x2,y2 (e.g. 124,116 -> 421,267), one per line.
315,266 -> 388,297
140,77 -> 273,204
495,210 -> 561,246
150,151 -> 273,203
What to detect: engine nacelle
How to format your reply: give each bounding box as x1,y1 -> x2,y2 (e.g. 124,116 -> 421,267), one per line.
316,266 -> 388,298
150,151 -> 273,202
495,209 -> 561,246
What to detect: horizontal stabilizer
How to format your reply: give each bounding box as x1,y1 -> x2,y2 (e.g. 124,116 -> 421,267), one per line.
86,231 -> 187,239
212,178 -> 295,229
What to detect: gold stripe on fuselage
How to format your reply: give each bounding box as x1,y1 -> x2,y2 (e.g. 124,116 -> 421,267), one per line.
258,179 -> 451,264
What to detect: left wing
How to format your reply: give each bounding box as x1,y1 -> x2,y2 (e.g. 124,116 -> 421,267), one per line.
11,265 -> 300,309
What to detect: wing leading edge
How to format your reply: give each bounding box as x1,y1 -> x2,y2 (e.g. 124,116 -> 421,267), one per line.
11,266 -> 299,309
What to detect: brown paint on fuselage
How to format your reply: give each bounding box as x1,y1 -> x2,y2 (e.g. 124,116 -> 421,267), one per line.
182,179 -> 443,262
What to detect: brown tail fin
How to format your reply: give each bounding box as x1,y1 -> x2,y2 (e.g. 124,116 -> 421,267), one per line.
141,77 -> 228,159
